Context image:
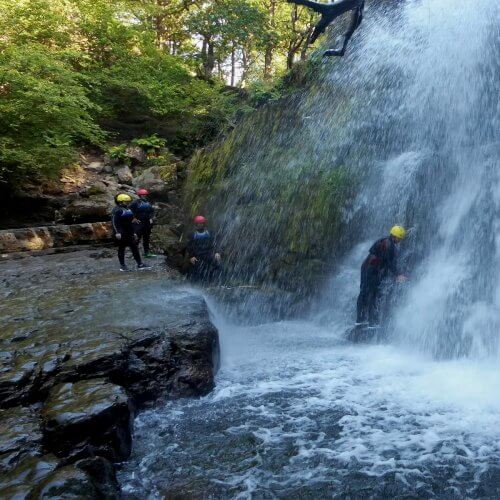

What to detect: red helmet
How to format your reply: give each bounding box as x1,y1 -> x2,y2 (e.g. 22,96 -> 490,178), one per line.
136,188 -> 149,196
194,215 -> 207,224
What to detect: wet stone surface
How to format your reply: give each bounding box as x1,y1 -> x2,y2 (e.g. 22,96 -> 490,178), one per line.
42,379 -> 133,461
0,249 -> 220,495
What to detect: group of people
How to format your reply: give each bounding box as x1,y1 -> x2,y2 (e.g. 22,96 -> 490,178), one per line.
112,192 -> 222,279
113,190 -> 406,327
112,189 -> 155,271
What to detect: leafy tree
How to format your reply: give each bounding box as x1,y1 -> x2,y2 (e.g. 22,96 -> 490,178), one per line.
0,44 -> 103,184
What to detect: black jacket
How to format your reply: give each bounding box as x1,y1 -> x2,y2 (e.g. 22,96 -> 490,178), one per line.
363,237 -> 400,276
112,207 -> 135,236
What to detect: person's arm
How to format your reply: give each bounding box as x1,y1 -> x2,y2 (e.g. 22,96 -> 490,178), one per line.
130,200 -> 139,216
112,208 -> 123,238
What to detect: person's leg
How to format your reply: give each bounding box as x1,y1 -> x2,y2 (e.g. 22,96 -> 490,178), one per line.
310,16 -> 331,44
323,6 -> 363,56
118,242 -> 126,268
367,271 -> 381,326
143,225 -> 151,255
356,265 -> 369,323
128,240 -> 143,266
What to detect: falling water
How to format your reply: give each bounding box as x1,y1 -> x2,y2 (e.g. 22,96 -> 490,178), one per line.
120,0 -> 500,496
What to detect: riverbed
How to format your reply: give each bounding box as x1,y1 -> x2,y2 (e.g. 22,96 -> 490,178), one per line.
119,311 -> 500,498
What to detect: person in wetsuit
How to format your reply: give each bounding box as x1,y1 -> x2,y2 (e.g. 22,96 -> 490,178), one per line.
356,225 -> 408,326
112,193 -> 149,271
130,188 -> 155,258
186,215 -> 222,282
287,0 -> 364,57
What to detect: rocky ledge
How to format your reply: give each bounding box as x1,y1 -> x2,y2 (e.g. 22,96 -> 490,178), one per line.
0,250 -> 220,497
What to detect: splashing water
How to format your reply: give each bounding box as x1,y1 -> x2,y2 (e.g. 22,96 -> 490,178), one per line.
119,0 -> 500,496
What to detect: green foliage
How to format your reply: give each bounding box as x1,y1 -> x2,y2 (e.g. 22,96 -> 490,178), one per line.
0,0 -> 320,187
107,144 -> 129,164
0,43 -> 103,184
131,135 -> 167,154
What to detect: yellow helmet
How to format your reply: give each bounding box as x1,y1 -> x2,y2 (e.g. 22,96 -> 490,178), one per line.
116,193 -> 132,203
390,225 -> 407,239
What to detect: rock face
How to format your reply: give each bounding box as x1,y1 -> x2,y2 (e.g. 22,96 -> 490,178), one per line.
42,379 -> 134,461
0,249 -> 220,496
0,222 -> 112,254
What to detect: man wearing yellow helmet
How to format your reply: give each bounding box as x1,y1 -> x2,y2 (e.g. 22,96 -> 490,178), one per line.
112,193 -> 149,271
356,225 -> 408,326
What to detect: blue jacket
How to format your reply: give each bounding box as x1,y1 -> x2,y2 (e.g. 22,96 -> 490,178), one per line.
130,199 -> 154,224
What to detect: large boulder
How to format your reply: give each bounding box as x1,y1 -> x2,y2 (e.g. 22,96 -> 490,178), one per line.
0,223 -> 112,254
116,166 -> 133,185
132,166 -> 170,201
62,196 -> 112,224
41,379 -> 134,461
125,146 -> 146,166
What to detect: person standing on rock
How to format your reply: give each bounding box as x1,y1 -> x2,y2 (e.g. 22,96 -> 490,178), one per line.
130,188 -> 156,258
356,225 -> 408,327
112,193 -> 149,271
186,215 -> 222,282
287,0 -> 364,57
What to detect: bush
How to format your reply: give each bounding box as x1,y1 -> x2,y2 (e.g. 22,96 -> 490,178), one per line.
0,44 -> 104,185
131,134 -> 167,155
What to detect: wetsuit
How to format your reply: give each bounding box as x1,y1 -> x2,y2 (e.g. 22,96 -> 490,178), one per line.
186,229 -> 220,282
287,0 -> 364,56
112,206 -> 142,267
130,199 -> 155,254
357,237 -> 399,325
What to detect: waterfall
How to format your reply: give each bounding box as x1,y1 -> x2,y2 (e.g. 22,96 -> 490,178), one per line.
188,0 -> 499,358
319,0 -> 500,359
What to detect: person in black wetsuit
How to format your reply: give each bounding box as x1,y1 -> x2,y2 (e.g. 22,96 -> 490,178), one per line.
112,193 -> 149,271
356,225 -> 408,326
130,188 -> 155,258
186,215 -> 222,282
287,0 -> 364,57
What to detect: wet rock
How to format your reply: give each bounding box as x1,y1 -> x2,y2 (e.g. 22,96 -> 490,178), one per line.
124,297 -> 220,404
0,405 -> 43,474
75,456 -> 121,499
32,465 -> 100,498
41,379 -> 134,461
0,454 -> 59,498
116,166 -> 133,185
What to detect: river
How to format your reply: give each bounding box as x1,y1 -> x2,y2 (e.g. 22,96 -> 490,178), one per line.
119,307 -> 500,498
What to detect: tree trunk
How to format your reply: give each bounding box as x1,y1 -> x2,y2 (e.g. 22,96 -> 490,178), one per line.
230,43 -> 236,86
201,37 -> 215,80
264,0 -> 277,80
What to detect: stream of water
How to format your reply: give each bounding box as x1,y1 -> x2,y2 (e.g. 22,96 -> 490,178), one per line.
119,0 -> 499,497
